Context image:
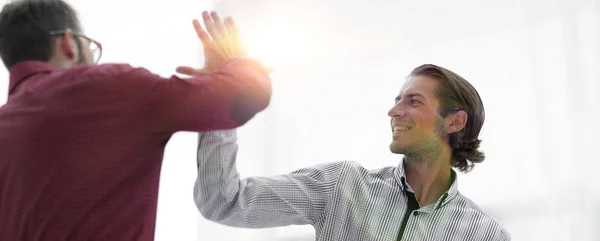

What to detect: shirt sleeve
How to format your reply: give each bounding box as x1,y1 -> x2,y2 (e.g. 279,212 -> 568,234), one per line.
193,129 -> 346,228
495,228 -> 511,241
123,59 -> 272,133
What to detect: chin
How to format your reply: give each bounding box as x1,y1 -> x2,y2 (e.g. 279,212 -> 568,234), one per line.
389,142 -> 406,154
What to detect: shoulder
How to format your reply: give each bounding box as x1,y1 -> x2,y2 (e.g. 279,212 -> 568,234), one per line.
81,63 -> 143,77
67,63 -> 169,93
64,63 -> 132,78
297,161 -> 396,182
338,160 -> 396,178
53,64 -> 169,107
73,63 -> 165,84
301,160 -> 393,173
453,194 -> 511,239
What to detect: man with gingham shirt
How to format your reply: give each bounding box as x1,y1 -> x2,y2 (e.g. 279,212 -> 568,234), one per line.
193,64 -> 511,240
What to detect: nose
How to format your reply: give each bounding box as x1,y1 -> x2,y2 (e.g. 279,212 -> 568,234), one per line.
387,103 -> 405,118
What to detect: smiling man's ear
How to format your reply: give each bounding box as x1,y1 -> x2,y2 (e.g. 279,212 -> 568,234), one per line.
445,110 -> 468,134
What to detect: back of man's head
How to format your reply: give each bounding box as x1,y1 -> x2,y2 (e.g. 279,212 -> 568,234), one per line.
0,0 -> 82,69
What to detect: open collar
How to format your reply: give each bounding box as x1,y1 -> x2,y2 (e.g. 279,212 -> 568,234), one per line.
394,158 -> 460,211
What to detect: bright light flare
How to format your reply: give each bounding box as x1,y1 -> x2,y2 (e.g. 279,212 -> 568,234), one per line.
242,22 -> 314,68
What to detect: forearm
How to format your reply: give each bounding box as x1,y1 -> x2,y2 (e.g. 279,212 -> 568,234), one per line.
193,129 -> 243,224
148,59 -> 271,132
220,59 -> 272,125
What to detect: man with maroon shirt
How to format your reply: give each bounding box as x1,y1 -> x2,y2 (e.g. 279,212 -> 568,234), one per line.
0,0 -> 271,240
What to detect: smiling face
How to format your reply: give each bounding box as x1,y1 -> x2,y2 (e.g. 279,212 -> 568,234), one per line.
387,75 -> 448,156
389,64 -> 485,172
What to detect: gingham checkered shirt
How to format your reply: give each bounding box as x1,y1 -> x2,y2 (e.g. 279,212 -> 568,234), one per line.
194,130 -> 511,241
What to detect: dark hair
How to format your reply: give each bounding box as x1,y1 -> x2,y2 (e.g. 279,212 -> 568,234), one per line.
0,0 -> 82,69
410,64 -> 486,173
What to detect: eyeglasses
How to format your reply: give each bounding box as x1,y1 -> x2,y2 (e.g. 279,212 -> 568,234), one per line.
49,30 -> 103,64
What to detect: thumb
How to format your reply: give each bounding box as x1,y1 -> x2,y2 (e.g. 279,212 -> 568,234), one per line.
265,66 -> 275,73
175,66 -> 197,76
175,66 -> 211,76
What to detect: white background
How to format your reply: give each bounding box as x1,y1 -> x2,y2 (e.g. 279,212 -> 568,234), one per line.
0,0 -> 598,240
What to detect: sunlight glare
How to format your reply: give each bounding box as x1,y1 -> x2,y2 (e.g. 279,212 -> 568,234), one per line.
242,23 -> 312,68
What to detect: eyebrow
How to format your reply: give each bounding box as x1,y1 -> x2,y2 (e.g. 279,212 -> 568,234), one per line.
395,93 -> 425,102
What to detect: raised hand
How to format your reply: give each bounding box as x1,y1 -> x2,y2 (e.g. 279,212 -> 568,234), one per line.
176,11 -> 248,76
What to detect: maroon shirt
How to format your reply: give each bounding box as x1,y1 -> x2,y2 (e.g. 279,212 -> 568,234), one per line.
0,60 -> 271,241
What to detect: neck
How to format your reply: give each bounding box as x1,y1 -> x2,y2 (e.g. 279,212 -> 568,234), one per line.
48,53 -> 77,69
48,59 -> 73,69
403,145 -> 453,207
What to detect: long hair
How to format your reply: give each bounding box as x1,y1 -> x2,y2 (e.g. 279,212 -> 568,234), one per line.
410,64 -> 486,173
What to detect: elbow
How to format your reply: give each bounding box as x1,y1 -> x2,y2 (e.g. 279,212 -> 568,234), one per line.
196,204 -> 219,222
194,193 -> 224,222
194,186 -> 251,227
194,190 -> 237,223
229,87 -> 271,125
224,59 -> 273,126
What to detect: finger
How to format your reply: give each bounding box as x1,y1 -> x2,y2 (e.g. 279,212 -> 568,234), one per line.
224,17 -> 240,39
175,66 -> 210,76
192,19 -> 211,44
175,66 -> 196,76
224,16 -> 245,55
203,11 -> 219,40
210,11 -> 227,37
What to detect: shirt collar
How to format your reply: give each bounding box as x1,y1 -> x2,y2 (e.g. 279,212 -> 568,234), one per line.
394,158 -> 460,210
8,61 -> 55,95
